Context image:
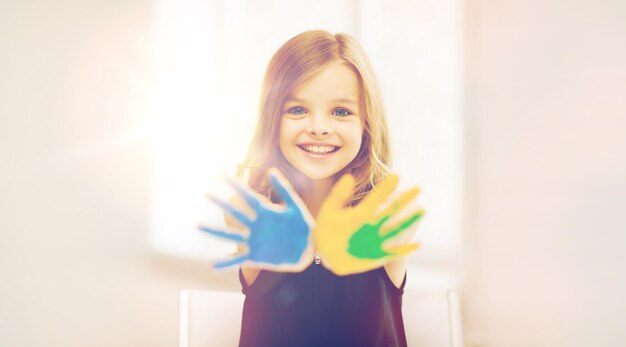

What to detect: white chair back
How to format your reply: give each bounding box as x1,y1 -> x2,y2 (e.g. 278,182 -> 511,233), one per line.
403,289 -> 464,347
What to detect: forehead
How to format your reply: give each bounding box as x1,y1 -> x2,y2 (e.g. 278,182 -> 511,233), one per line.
287,63 -> 361,105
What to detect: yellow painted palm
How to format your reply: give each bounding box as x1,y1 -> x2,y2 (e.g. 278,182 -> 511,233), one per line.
315,174 -> 423,276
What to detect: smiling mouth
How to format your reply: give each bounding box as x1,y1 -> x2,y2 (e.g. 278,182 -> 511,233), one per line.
296,144 -> 341,156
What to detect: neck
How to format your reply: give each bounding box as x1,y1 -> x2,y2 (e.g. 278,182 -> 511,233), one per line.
302,176 -> 336,218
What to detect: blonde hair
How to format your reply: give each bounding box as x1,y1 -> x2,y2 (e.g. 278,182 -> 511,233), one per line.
238,30 -> 391,205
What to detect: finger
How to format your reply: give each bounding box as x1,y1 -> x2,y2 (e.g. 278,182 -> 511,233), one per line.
267,168 -> 299,209
225,177 -> 262,210
358,175 -> 399,214
212,254 -> 248,269
383,243 -> 420,257
373,215 -> 391,228
380,210 -> 424,239
207,194 -> 253,226
198,225 -> 246,243
320,174 -> 355,212
376,186 -> 420,220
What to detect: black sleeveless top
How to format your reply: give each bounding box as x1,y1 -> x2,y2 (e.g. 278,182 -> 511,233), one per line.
238,263 -> 407,347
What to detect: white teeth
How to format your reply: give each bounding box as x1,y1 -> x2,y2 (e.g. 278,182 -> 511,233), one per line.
302,145 -> 336,154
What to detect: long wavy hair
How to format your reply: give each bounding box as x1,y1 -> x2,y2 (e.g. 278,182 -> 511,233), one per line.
237,30 -> 391,205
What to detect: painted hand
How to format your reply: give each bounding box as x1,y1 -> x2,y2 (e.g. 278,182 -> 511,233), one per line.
198,169 -> 313,271
315,174 -> 423,276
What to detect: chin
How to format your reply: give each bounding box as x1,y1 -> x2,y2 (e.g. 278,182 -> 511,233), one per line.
294,165 -> 343,181
299,170 -> 336,181
306,173 -> 337,181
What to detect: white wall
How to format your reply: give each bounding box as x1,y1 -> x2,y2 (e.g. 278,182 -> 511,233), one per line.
462,0 -> 626,345
1,0 -> 461,345
0,1 -> 239,346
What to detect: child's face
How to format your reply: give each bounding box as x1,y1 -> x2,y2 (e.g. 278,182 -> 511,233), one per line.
279,62 -> 364,181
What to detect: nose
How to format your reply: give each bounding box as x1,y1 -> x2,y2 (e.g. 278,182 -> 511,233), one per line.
307,114 -> 331,136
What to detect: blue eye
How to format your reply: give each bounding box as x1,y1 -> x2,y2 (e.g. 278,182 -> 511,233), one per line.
333,108 -> 352,117
288,106 -> 306,115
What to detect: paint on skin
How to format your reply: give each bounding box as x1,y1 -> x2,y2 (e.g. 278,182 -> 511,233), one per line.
199,173 -> 311,269
348,212 -> 423,259
314,174 -> 423,275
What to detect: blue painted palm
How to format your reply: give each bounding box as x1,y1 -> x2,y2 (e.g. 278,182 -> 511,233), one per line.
199,169 -> 313,270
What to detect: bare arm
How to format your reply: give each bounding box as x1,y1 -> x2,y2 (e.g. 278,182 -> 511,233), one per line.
382,190 -> 423,288
383,225 -> 417,288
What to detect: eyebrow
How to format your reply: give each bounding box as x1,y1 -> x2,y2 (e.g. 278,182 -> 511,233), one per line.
285,97 -> 358,106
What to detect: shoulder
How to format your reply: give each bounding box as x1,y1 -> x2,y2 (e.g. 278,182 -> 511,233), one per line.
384,260 -> 408,289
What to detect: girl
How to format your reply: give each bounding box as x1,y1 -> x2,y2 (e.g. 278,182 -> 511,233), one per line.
222,30 -> 421,347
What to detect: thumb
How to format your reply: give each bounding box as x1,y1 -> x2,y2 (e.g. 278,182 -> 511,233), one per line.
320,174 -> 355,213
